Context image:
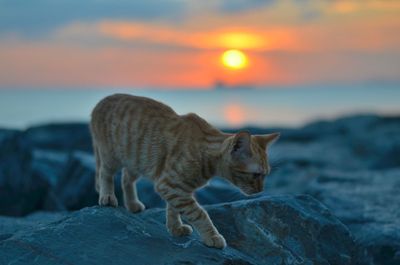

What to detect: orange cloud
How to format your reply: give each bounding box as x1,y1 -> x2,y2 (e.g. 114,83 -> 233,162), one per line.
333,2 -> 359,14
56,15 -> 400,54
205,32 -> 265,50
2,38 -> 397,89
0,42 -> 220,88
58,21 -> 297,52
1,0 -> 399,88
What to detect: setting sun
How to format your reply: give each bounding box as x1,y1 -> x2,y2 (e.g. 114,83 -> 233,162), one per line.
221,49 -> 248,70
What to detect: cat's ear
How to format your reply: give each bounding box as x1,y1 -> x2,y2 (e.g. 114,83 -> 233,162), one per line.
231,131 -> 251,159
254,132 -> 280,150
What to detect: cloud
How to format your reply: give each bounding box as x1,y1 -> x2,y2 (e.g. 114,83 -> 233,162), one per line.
0,0 -> 187,37
217,0 -> 275,13
55,21 -> 276,51
0,0 -> 399,88
1,39 -> 399,89
53,15 -> 400,54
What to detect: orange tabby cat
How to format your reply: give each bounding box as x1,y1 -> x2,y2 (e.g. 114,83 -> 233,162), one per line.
90,94 -> 279,249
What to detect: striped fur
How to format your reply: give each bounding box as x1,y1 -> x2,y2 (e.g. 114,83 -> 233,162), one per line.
90,94 -> 279,249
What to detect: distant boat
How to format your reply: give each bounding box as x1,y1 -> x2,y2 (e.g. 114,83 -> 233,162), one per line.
213,80 -> 255,90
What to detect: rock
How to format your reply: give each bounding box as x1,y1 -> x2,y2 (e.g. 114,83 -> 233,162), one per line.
264,166 -> 400,264
0,211 -> 68,235
0,195 -> 363,265
0,130 -> 51,216
1,114 -> 400,264
0,124 -> 92,215
305,169 -> 400,265
49,151 -> 99,211
250,114 -> 400,264
31,149 -> 69,187
195,178 -> 246,205
0,128 -> 21,146
24,123 -> 92,152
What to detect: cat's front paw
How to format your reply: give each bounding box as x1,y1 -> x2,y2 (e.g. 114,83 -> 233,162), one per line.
125,200 -> 145,213
99,194 -> 118,207
203,234 -> 226,249
169,224 -> 193,237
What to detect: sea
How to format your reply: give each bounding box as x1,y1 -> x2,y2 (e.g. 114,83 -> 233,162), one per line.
0,84 -> 399,129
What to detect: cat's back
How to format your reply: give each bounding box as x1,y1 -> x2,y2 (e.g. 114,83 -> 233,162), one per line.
90,94 -> 179,142
92,94 -> 176,119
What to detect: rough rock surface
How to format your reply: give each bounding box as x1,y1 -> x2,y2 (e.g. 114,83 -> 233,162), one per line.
262,115 -> 400,265
0,114 -> 399,264
0,130 -> 51,216
0,195 -> 361,265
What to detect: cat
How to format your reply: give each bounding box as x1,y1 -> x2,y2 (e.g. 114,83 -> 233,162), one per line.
90,94 -> 280,249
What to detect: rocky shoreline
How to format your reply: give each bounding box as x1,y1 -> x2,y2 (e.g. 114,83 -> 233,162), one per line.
0,115 -> 399,264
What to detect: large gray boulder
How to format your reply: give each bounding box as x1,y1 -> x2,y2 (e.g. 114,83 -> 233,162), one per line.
0,130 -> 51,216
0,195 -> 362,265
24,123 -> 92,152
265,164 -> 400,264
305,169 -> 400,265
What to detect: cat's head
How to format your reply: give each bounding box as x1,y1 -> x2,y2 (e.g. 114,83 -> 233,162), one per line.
220,131 -> 280,195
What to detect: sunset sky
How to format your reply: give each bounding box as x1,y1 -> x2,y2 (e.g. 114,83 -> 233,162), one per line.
0,0 -> 399,89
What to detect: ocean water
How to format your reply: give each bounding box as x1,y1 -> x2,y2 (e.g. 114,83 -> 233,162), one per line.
0,85 -> 399,129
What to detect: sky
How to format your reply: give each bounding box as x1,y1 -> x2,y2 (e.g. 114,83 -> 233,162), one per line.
0,0 -> 399,89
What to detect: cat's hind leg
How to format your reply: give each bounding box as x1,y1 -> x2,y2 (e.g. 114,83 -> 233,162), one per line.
93,143 -> 101,193
121,168 -> 145,213
98,156 -> 119,207
166,203 -> 193,236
